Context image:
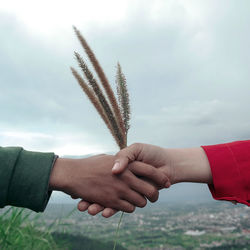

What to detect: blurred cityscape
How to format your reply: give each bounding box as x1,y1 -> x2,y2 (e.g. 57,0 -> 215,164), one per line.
41,201 -> 250,249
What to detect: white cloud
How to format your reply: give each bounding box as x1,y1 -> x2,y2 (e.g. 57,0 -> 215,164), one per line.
1,0 -> 250,151
0,130 -> 108,156
0,0 -> 129,38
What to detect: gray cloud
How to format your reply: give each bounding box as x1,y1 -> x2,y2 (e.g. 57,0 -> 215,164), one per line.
1,0 -> 250,153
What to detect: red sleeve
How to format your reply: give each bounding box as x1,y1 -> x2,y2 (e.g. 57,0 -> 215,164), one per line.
201,140 -> 250,206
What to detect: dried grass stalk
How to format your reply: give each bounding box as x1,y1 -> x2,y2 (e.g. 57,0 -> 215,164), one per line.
71,67 -> 120,147
116,62 -> 130,138
73,26 -> 126,141
74,52 -> 125,148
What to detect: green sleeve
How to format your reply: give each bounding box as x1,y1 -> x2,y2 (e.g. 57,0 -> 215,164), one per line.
0,146 -> 56,212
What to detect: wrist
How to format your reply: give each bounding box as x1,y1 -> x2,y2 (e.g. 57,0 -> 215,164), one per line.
164,147 -> 213,184
49,158 -> 74,191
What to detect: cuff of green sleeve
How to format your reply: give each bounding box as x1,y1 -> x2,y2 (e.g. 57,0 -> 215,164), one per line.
7,149 -> 56,212
0,146 -> 23,208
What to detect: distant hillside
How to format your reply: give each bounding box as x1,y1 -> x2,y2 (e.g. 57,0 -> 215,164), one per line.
53,232 -> 126,250
62,153 -> 114,159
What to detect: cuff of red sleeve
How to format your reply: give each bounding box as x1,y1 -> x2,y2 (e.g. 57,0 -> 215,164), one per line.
201,143 -> 250,206
7,149 -> 56,212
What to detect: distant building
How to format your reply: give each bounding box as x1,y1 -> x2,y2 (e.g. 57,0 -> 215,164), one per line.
184,230 -> 205,236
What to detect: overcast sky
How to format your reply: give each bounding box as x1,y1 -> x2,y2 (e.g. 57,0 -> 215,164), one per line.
1,0 -> 250,204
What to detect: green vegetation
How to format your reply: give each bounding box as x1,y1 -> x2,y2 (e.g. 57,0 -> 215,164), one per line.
52,232 -> 126,250
0,207 -> 126,250
0,207 -> 58,250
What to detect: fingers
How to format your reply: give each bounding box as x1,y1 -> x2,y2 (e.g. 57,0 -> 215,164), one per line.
77,200 -> 118,218
128,174 -> 159,202
77,197 -> 135,215
78,200 -> 91,211
102,208 -> 118,218
87,206 -> 118,218
165,179 -> 171,188
88,204 -> 104,216
78,201 -> 104,216
129,161 -> 169,188
87,200 -> 134,214
117,200 -> 135,213
122,189 -> 147,208
112,143 -> 143,174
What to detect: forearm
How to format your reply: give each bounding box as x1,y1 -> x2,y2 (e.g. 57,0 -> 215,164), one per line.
164,147 -> 213,185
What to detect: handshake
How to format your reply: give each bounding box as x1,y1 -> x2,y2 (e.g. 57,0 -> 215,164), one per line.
49,143 -> 212,218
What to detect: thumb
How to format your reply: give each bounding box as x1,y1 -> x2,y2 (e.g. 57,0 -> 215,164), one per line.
112,143 -> 142,174
112,155 -> 129,174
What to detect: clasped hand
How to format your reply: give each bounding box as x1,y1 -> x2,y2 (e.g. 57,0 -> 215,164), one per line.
75,143 -> 173,217
74,143 -> 213,217
49,146 -> 170,217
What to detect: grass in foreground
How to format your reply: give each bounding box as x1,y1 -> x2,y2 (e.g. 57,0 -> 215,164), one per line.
0,207 -> 58,250
0,207 -> 126,250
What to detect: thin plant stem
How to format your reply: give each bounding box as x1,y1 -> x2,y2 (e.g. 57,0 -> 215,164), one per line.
113,212 -> 124,250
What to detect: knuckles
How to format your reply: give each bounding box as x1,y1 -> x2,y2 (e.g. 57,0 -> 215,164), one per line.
147,187 -> 159,202
130,142 -> 142,150
160,175 -> 169,186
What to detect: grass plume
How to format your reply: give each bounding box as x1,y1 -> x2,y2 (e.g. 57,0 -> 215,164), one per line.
74,52 -> 125,149
71,67 -> 120,147
116,62 -> 130,137
73,26 -> 126,140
